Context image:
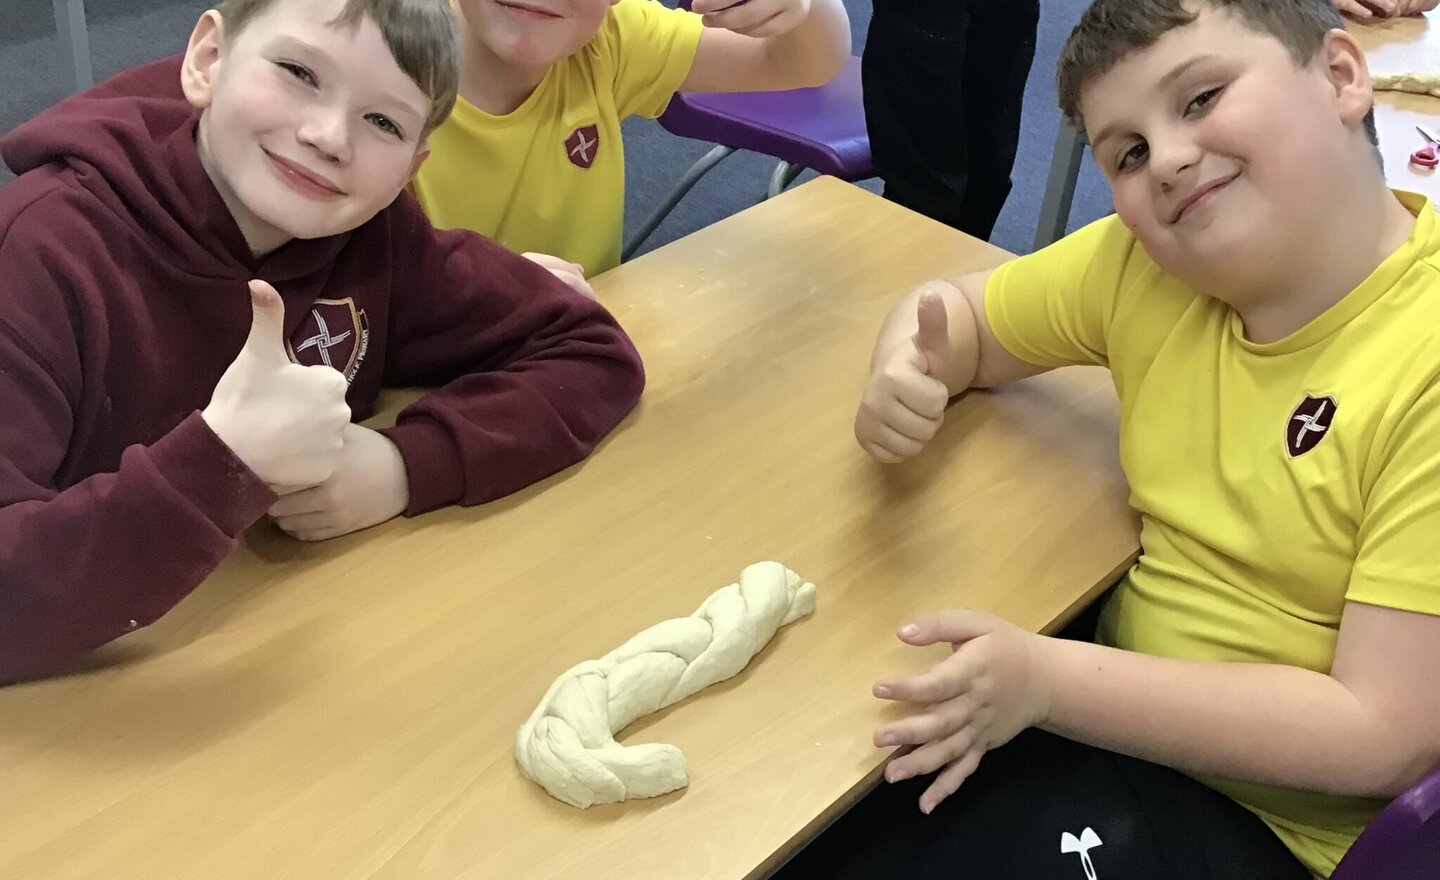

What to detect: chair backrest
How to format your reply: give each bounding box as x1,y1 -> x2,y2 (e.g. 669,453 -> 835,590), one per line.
1331,764 -> 1440,880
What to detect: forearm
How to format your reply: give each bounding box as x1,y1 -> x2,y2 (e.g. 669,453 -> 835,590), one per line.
1040,637 -> 1436,798
872,282 -> 981,393
759,0 -> 850,87
0,414 -> 272,684
383,330 -> 644,513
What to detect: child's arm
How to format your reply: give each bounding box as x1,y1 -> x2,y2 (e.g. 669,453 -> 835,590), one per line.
854,271 -> 1051,463
872,603 -> 1440,812
520,252 -> 597,301
680,0 -> 851,93
0,303 -> 271,683
374,197 -> 644,514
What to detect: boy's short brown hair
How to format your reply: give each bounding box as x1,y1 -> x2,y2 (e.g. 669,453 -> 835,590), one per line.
1057,0 -> 1377,146
216,0 -> 459,136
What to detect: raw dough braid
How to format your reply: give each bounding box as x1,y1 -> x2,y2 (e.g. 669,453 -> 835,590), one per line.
515,561 -> 816,808
1373,71 -> 1440,98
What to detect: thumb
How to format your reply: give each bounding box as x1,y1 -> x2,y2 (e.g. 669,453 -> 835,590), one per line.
912,290 -> 951,377
898,610 -> 998,647
244,279 -> 289,360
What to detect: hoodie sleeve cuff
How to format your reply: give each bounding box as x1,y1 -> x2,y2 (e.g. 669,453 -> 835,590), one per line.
380,418 -> 467,516
148,412 -> 276,537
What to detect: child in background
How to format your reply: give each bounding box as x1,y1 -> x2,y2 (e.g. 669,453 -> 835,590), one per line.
0,0 -> 642,685
411,0 -> 850,280
784,0 -> 1440,877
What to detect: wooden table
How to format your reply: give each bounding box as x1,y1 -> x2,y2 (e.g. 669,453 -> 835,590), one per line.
0,178 -> 1140,880
1351,11 -> 1440,202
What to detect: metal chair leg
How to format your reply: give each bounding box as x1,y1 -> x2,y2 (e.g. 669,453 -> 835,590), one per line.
623,145 -> 737,261
765,161 -> 805,199
53,0 -> 94,92
1034,118 -> 1087,251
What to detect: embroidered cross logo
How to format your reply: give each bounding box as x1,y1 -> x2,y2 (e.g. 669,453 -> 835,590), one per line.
293,310 -> 352,369
284,297 -> 370,383
564,124 -> 600,169
1286,394 -> 1337,458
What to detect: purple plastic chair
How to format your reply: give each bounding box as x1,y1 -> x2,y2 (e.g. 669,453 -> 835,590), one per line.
1330,764 -> 1440,879
622,37 -> 872,259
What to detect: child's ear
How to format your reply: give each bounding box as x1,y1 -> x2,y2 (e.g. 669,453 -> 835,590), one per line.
181,10 -> 227,110
1320,27 -> 1373,129
408,143 -> 432,182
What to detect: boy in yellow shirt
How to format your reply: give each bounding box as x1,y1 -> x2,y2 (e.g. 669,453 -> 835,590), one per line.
779,1 -> 1440,878
411,0 -> 849,279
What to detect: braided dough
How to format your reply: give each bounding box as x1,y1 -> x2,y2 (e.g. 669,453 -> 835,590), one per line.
515,561 -> 816,808
1373,71 -> 1440,98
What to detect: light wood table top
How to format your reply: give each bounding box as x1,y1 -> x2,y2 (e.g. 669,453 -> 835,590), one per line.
0,178 -> 1140,880
1352,11 -> 1440,202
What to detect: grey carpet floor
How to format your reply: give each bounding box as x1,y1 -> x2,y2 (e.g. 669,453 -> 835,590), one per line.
1,0 -> 1113,257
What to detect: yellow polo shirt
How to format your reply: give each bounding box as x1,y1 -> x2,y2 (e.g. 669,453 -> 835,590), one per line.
412,0 -> 703,276
984,192 -> 1440,878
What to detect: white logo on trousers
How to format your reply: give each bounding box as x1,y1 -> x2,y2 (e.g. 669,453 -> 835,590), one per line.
1060,827 -> 1102,880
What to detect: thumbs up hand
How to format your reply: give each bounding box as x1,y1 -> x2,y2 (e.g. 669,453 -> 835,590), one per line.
202,280 -> 352,489
854,285 -> 958,463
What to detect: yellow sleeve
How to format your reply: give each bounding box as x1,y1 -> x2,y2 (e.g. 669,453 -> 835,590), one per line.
1348,371 -> 1440,615
983,215 -> 1145,369
598,0 -> 704,120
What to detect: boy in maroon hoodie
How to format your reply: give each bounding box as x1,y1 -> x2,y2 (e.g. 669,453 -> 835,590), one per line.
0,0 -> 644,684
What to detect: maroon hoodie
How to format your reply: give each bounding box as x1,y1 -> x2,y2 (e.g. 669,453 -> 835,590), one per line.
0,56 -> 644,684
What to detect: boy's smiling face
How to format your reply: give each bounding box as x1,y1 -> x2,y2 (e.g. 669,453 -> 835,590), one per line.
1080,6 -> 1373,290
456,0 -> 618,70
183,0 -> 434,255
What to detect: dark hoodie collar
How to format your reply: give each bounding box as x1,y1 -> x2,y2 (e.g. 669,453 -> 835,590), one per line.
2,54 -> 349,283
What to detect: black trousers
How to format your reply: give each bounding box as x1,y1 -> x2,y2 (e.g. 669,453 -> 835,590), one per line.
771,728 -> 1314,880
861,0 -> 1041,240
770,602 -> 1313,880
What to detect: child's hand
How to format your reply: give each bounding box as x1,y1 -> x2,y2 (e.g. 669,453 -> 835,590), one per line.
522,252 -> 596,300
691,0 -> 813,39
872,611 -> 1055,814
267,424 -> 410,541
1398,0 -> 1439,15
1333,0 -> 1397,19
854,290 -> 953,463
203,280 -> 351,490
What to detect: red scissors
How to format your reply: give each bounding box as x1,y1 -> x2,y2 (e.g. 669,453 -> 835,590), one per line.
1410,125 -> 1440,169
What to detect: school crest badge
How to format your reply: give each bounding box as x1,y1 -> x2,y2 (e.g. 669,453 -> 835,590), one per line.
565,124 -> 600,169
1286,394 -> 1336,458
286,297 -> 370,384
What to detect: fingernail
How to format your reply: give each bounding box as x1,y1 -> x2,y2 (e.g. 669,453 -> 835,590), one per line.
876,733 -> 894,747
899,624 -> 919,638
874,684 -> 892,698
